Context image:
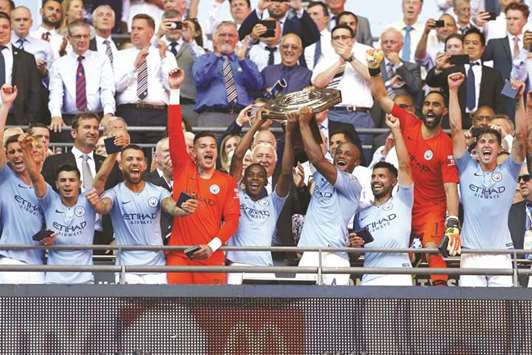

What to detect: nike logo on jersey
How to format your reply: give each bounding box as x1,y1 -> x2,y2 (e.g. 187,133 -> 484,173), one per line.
473,172 -> 482,176
55,209 -> 64,214
121,200 -> 131,205
17,184 -> 28,189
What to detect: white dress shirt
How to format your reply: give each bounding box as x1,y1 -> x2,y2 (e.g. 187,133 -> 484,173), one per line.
304,29 -> 334,70
390,20 -> 424,63
114,46 -> 178,105
465,61 -> 482,112
94,34 -> 119,64
11,32 -> 55,66
122,0 -> 163,32
70,146 -> 96,189
161,37 -> 205,57
311,42 -> 374,108
0,45 -> 13,86
48,50 -> 116,117
31,26 -> 65,59
249,42 -> 281,72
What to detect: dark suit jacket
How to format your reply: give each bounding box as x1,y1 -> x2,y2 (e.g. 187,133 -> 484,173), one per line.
425,64 -> 505,128
144,170 -> 173,244
483,37 -> 512,80
381,60 -> 422,100
89,37 -> 118,52
9,46 -> 42,125
354,16 -> 373,47
238,10 -> 320,48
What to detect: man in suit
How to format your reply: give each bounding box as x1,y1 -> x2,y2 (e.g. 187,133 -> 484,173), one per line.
303,1 -> 333,70
89,5 -> 118,65
426,27 -> 505,128
42,112 -> 122,249
238,0 -> 320,48
144,137 -> 173,243
0,11 -> 41,126
326,0 -> 373,47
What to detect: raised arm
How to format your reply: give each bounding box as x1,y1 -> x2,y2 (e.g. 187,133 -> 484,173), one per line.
92,135 -> 129,194
161,196 -> 198,217
384,114 -> 412,186
414,19 -> 434,63
19,135 -> 47,198
511,81 -> 527,164
366,49 -> 394,114
298,108 -> 338,184
447,72 -> 467,158
0,85 -> 17,170
275,113 -> 296,198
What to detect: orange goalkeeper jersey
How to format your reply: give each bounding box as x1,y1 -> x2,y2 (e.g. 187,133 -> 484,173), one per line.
167,104 -> 240,255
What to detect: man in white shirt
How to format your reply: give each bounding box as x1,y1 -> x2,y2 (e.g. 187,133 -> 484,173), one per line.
207,0 -> 251,38
48,20 -> 115,139
390,0 -> 425,63
122,0 -> 164,32
89,5 -> 118,66
248,19 -> 282,71
312,24 -> 374,155
114,13 -> 178,144
30,0 -> 66,60
304,1 -> 333,70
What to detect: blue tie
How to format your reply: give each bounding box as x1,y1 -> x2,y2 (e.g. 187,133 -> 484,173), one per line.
0,46 -> 6,87
313,39 -> 321,68
466,63 -> 477,111
402,26 -> 413,61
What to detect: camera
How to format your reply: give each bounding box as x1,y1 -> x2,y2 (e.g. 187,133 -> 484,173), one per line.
169,21 -> 182,30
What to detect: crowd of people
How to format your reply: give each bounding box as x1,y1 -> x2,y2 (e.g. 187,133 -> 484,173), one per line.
1,0 -> 532,287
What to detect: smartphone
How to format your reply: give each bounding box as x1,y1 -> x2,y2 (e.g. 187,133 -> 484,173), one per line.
32,230 -> 54,242
260,20 -> 276,38
184,245 -> 201,258
355,227 -> 374,244
177,192 -> 193,208
450,54 -> 469,66
438,235 -> 450,257
104,136 -> 121,154
487,12 -> 497,21
434,20 -> 445,28
501,79 -> 519,99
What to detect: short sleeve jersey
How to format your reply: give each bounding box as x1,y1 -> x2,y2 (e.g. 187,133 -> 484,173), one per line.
298,169 -> 361,255
0,166 -> 44,265
356,185 -> 414,284
39,187 -> 95,284
391,104 -> 459,217
227,189 -> 287,266
457,153 -> 521,250
103,182 -> 170,267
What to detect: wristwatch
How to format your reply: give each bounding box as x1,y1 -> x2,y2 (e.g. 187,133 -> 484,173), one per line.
344,55 -> 354,63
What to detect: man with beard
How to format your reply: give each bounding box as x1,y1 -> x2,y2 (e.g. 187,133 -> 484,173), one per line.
0,85 -> 46,284
296,107 -> 362,285
350,114 -> 414,286
86,144 -> 197,284
448,72 -> 527,287
368,51 -> 460,285
167,69 -> 240,285
31,0 -> 66,59
226,108 -> 294,284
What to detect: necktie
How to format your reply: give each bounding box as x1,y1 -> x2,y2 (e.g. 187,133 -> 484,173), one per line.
265,46 -> 277,66
513,36 -> 520,60
137,56 -> 148,100
223,56 -> 237,104
76,55 -> 87,111
466,62 -> 478,111
169,41 -> 178,56
81,154 -> 93,190
16,38 -> 24,50
41,31 -> 50,42
385,62 -> 395,96
402,26 -> 413,61
0,46 -> 5,87
103,39 -> 113,64
313,39 -> 321,68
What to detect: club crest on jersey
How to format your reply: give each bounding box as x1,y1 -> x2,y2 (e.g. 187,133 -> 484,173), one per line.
148,197 -> 158,208
258,199 -> 270,207
74,206 -> 85,217
382,202 -> 393,211
424,150 -> 433,161
210,184 -> 220,195
492,172 -> 502,182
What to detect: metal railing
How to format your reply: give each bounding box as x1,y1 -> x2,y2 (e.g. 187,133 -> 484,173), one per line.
0,244 -> 530,286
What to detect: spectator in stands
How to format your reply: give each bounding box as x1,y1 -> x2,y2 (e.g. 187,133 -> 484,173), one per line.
447,72 -> 527,287
238,0 -> 320,48
326,1 -> 373,47
167,69 -> 240,285
454,0 -> 476,34
369,51 -> 460,286
0,86 -> 45,284
226,109 -> 293,285
144,137 -> 174,242
114,13 -> 178,144
123,0 -> 163,32
219,133 -> 241,173
415,14 -> 458,71
303,1 -> 331,70
312,24 -> 374,148
0,0 -> 12,14
296,107 -> 362,285
192,21 -> 263,127
101,115 -> 128,137
26,123 -> 51,157
380,28 -> 422,100
31,0 -> 66,59
163,0 -> 187,15
471,105 -> 495,127
426,28 -> 504,128
59,0 -> 85,36
11,6 -> 54,124
350,114 -> 414,286
207,0 -> 251,42
390,0 -> 425,63
90,5 -> 118,65
248,18 -> 282,72
261,33 -> 311,97
475,0 -> 526,40
49,20 -> 115,136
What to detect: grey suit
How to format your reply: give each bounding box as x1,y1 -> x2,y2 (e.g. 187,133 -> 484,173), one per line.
172,42 -> 200,124
329,14 -> 373,47
380,59 -> 422,99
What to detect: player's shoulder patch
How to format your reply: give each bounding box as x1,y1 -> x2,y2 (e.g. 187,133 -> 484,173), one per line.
446,154 -> 456,167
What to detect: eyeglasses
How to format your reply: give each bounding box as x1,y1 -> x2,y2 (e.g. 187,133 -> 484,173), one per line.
332,35 -> 352,41
70,34 -> 90,40
281,44 -> 300,50
518,175 -> 530,182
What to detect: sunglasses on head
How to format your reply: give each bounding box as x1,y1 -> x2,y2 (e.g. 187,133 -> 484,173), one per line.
518,175 -> 530,182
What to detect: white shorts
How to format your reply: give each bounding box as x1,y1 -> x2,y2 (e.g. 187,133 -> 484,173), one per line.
459,253 -> 513,287
361,274 -> 413,286
116,272 -> 168,284
0,257 -> 44,284
297,252 -> 351,285
227,262 -> 276,285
